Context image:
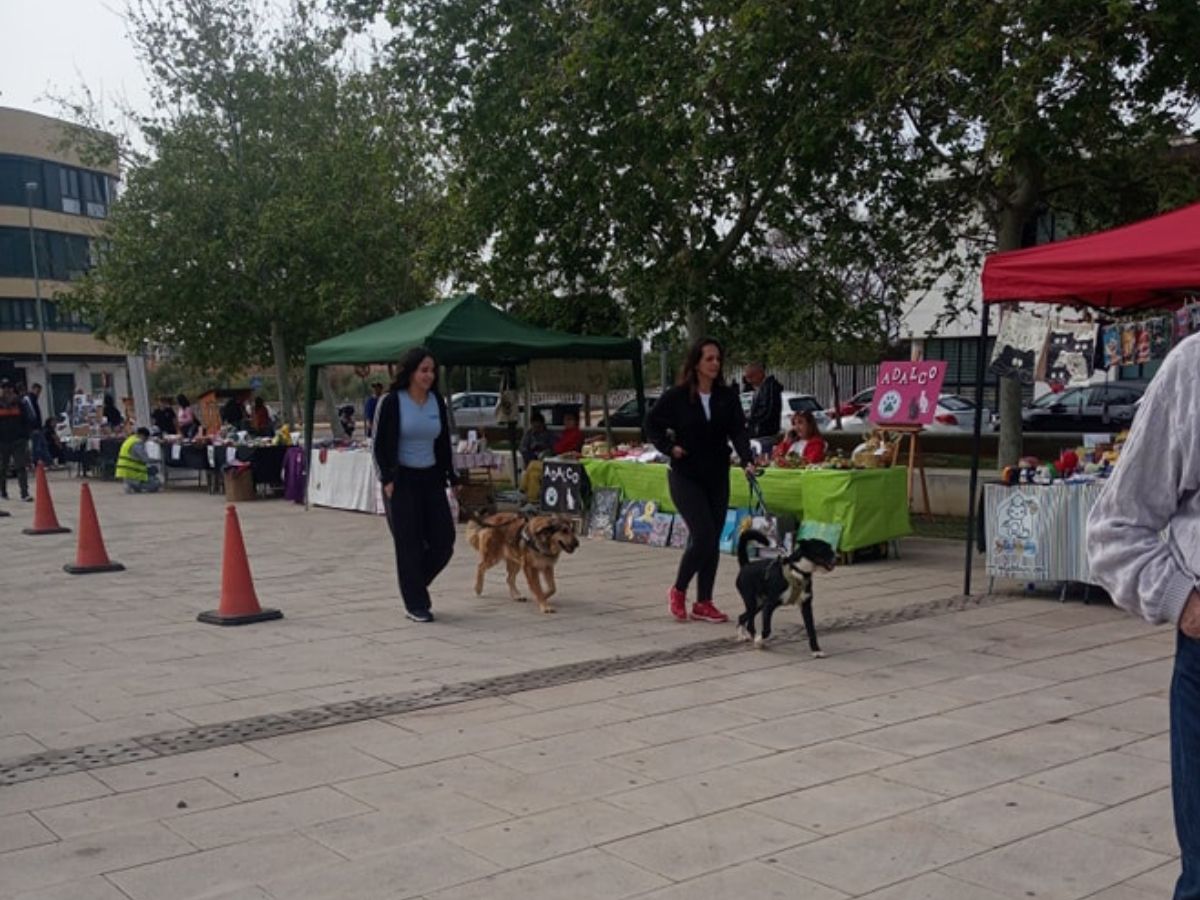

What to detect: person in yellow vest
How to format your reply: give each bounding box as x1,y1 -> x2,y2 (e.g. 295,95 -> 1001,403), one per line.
116,427 -> 161,493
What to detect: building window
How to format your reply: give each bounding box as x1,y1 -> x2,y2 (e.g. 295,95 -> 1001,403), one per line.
0,153 -> 114,218
0,226 -> 95,281
0,298 -> 93,333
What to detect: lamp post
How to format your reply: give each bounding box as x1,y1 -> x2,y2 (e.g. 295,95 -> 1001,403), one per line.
24,182 -> 54,419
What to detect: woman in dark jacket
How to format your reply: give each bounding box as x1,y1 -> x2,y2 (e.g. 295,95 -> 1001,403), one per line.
372,346 -> 460,623
646,337 -> 755,623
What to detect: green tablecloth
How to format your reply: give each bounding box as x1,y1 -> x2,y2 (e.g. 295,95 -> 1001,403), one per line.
581,460 -> 912,551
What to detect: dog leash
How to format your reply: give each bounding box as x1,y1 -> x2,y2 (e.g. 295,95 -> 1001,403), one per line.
746,473 -> 768,515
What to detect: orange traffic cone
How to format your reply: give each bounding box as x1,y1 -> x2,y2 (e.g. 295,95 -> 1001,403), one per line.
22,463 -> 70,535
64,483 -> 125,574
198,505 -> 283,626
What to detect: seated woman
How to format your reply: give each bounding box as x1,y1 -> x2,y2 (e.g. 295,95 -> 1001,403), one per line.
552,411 -> 584,455
519,412 -> 555,463
773,410 -> 827,465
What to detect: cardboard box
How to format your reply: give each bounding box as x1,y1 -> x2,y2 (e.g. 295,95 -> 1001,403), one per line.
224,465 -> 255,502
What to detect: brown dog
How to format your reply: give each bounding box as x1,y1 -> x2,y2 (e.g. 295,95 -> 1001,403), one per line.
467,512 -> 580,613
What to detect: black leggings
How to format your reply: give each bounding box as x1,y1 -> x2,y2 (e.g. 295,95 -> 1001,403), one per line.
386,466 -> 456,614
668,469 -> 730,601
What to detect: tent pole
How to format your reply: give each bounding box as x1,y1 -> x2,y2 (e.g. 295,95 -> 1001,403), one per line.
632,350 -> 647,441
964,304 -> 991,596
601,361 -> 613,448
302,363 -> 319,511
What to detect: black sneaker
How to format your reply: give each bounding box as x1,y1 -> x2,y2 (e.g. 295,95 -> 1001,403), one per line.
20,495 -> 32,502
405,609 -> 435,623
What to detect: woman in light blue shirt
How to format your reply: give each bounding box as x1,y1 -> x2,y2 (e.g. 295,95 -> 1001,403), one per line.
371,346 -> 460,622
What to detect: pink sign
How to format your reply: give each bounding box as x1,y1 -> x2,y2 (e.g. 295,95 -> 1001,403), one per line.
869,360 -> 948,427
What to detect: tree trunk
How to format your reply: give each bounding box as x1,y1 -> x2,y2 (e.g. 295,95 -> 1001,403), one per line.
686,307 -> 706,344
828,359 -> 843,431
269,320 -> 295,426
318,367 -> 341,438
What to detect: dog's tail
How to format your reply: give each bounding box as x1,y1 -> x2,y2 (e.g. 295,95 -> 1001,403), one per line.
466,516 -> 482,550
737,528 -> 770,567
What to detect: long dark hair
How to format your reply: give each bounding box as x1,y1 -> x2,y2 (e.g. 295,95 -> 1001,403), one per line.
389,345 -> 438,392
677,337 -> 725,396
792,410 -> 821,439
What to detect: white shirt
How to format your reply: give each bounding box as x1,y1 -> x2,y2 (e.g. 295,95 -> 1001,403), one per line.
699,391 -> 711,421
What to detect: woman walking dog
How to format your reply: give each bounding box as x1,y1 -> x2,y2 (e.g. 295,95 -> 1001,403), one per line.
646,337 -> 755,623
373,346 -> 460,623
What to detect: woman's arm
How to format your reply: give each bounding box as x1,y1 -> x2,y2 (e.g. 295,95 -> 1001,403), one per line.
644,388 -> 681,457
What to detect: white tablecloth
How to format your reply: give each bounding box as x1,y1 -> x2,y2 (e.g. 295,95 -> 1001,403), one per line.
308,450 -> 384,514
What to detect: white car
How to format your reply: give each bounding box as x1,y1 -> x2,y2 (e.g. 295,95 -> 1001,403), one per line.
741,391 -> 830,432
830,393 -> 994,434
449,392 -> 500,428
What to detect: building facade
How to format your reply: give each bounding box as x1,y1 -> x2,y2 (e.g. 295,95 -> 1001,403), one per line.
0,107 -> 133,422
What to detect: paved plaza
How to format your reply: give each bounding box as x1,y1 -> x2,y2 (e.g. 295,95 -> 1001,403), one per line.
0,471 -> 1180,898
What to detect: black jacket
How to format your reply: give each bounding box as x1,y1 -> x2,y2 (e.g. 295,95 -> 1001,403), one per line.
645,382 -> 753,483
372,389 -> 459,488
0,397 -> 29,442
747,374 -> 783,439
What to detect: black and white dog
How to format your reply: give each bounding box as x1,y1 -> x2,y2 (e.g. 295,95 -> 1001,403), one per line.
735,529 -> 837,654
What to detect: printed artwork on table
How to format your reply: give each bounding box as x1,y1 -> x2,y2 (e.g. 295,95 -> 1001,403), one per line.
989,308 -> 1049,384
992,491 -> 1041,576
586,488 -> 621,539
1135,322 -> 1152,364
798,520 -> 844,552
1146,316 -> 1171,361
647,513 -> 673,547
1175,307 -> 1192,342
616,500 -> 672,545
668,514 -> 690,549
1041,322 -> 1098,387
1120,323 -> 1139,365
1101,325 -> 1122,369
718,508 -> 753,554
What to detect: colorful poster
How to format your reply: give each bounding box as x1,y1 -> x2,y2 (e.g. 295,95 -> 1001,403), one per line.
1101,325 -> 1122,369
1135,323 -> 1152,364
1190,305 -> 1200,336
668,515 -> 690,549
647,514 -> 673,547
1147,316 -> 1171,360
1041,322 -> 1098,387
1120,323 -> 1139,365
616,500 -> 671,545
869,360 -> 949,426
586,488 -> 620,539
1175,308 -> 1192,341
989,308 -> 1049,385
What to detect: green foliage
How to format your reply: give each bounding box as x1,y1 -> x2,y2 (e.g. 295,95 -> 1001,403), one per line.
66,0 -> 443,420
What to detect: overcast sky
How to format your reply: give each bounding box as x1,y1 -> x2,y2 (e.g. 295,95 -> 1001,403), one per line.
1,1 -> 151,120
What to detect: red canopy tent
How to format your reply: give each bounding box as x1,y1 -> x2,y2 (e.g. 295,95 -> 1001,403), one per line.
963,200 -> 1200,594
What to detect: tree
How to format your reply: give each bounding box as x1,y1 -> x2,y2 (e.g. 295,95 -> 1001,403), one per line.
839,0 -> 1200,466
349,0 -> 896,342
66,0 -> 442,423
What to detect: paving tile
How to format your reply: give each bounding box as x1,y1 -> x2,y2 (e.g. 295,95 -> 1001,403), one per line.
92,745 -> 277,792
449,799 -> 658,867
906,781 -> 1100,845
848,714 -> 1010,757
0,822 -> 195,895
607,769 -> 786,825
854,872 -> 1012,899
750,774 -> 942,835
603,733 -> 772,780
425,847 -> 668,900
304,788 -> 511,854
478,728 -> 645,774
32,778 -> 237,839
826,689 -> 967,725
921,671 -> 1055,703
1021,751 -> 1172,805
0,773 -> 111,817
107,832 -> 344,900
1069,789 -> 1176,855
0,811 -> 57,852
8,877 -> 133,900
731,739 -> 910,789
772,816 -> 986,895
1075,697 -> 1170,735
207,746 -> 396,801
945,826 -> 1170,900
599,704 -> 763,747
604,808 -> 817,881
633,860 -> 849,900
1082,886 -> 1161,900
162,785 -> 371,849
728,710 -> 876,752
1126,861 -> 1182,894
1118,734 -> 1171,763
259,836 -> 499,900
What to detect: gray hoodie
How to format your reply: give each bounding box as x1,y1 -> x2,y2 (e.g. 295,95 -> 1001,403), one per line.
1086,334 -> 1200,626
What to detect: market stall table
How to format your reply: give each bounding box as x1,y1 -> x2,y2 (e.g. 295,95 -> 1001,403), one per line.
308,448 -> 504,514
581,459 -> 911,552
983,480 -> 1106,591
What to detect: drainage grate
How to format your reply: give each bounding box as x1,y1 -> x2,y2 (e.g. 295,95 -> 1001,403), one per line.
0,591 -> 1007,786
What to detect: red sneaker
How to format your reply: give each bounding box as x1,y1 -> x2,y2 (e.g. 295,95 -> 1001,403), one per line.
691,600 -> 729,623
668,587 -> 688,622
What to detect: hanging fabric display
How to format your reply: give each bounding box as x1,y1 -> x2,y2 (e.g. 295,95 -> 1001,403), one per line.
1039,321 -> 1098,387
1101,324 -> 1122,369
1146,316 -> 1171,360
1120,323 -> 1139,365
1175,307 -> 1192,341
989,308 -> 1049,384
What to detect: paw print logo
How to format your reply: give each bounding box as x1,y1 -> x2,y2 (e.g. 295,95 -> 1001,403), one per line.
876,390 -> 902,420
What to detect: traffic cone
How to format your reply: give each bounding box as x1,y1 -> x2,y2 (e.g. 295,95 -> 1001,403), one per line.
198,505 -> 283,626
22,463 -> 70,535
64,483 -> 125,574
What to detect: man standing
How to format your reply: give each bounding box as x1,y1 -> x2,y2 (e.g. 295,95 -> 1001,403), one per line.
1087,336 -> 1200,899
116,427 -> 161,493
364,382 -> 384,437
0,379 -> 32,501
22,383 -> 50,467
743,361 -> 783,443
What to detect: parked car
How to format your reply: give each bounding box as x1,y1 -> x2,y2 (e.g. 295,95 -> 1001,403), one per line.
449,391 -> 501,428
827,387 -> 875,420
1020,381 -> 1146,432
741,391 -> 830,433
833,393 -> 994,434
597,394 -> 660,428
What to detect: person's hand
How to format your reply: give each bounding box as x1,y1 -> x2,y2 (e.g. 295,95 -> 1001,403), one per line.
671,446 -> 686,459
1181,590 -> 1200,638
744,464 -> 757,480
383,483 -> 394,500
453,484 -> 463,496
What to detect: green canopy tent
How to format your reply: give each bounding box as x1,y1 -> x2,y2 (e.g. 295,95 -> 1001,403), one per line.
303,293 -> 646,496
